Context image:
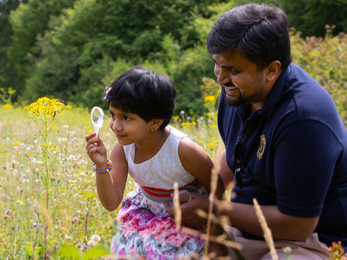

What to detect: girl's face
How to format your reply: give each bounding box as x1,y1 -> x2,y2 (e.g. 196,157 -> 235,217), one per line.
108,106 -> 152,146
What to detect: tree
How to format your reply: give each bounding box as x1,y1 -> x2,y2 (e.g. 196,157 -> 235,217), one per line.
239,0 -> 347,37
0,0 -> 27,101
19,0 -> 227,108
7,0 -> 75,95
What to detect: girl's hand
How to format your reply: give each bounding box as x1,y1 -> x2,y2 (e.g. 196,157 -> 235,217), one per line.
164,192 -> 209,228
85,133 -> 107,167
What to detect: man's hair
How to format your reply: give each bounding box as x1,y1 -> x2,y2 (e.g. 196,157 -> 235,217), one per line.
106,67 -> 176,130
207,3 -> 292,70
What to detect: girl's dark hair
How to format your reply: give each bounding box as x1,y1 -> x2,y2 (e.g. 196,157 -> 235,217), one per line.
207,3 -> 292,71
105,67 -> 176,130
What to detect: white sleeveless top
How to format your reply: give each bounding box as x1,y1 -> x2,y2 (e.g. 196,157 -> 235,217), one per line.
123,126 -> 199,190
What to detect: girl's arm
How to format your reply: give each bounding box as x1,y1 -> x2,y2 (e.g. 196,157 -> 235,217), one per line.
178,137 -> 225,199
85,133 -> 128,211
216,149 -> 235,189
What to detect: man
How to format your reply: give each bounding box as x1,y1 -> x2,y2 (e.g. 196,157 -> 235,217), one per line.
165,3 -> 347,259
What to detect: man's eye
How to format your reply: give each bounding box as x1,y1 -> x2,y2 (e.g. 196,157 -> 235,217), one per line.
229,69 -> 240,74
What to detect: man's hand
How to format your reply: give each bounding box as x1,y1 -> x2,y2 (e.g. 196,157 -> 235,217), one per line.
164,192 -> 210,228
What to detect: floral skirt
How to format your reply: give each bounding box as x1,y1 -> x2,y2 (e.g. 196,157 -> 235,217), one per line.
111,186 -> 207,260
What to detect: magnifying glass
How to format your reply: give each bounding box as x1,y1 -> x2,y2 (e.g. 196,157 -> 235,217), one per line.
91,107 -> 104,135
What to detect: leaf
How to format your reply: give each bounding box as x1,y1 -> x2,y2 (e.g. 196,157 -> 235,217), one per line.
58,246 -> 83,259
82,247 -> 109,260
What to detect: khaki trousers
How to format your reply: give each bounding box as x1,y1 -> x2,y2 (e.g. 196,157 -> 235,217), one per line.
229,227 -> 330,260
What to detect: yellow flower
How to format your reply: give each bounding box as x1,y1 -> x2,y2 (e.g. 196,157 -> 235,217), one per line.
204,95 -> 216,103
210,125 -> 217,129
24,97 -> 65,118
13,141 -> 19,146
7,88 -> 16,95
4,104 -> 12,109
206,139 -> 219,150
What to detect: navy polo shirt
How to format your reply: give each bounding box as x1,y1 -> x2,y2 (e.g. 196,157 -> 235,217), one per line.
218,63 -> 347,248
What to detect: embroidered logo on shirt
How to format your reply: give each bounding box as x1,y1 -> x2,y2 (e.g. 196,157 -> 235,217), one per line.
257,134 -> 266,160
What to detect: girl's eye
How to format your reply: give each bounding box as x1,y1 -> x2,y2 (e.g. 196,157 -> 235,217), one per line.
109,112 -> 115,118
124,116 -> 131,120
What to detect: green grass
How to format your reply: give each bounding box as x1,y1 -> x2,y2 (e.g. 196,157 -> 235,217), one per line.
0,105 -> 221,259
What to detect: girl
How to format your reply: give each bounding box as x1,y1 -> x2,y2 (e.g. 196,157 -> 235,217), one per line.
85,67 -> 224,259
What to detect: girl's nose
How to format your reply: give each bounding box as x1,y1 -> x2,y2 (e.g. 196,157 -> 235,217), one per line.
110,119 -> 122,132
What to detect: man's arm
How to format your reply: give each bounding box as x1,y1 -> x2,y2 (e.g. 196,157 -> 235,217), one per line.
165,147 -> 319,241
221,202 -> 319,241
165,193 -> 318,241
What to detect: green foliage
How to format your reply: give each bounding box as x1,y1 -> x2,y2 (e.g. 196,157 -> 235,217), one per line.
170,45 -> 216,116
0,0 -> 26,101
290,29 -> 347,125
7,0 -> 75,92
8,0 -> 227,110
3,0 -> 347,117
0,103 -> 220,259
246,0 -> 347,37
58,245 -> 109,259
279,0 -> 347,38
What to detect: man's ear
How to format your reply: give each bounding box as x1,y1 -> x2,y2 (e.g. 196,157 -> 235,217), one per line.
265,60 -> 282,82
151,119 -> 164,131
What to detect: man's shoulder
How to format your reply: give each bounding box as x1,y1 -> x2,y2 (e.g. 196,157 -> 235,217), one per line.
280,63 -> 339,122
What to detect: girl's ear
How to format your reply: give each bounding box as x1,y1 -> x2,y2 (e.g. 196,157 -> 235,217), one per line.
151,119 -> 164,131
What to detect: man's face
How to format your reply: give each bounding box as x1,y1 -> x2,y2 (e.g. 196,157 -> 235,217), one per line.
213,49 -> 268,109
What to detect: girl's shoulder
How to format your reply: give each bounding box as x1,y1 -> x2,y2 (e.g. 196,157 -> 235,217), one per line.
167,125 -> 188,139
121,143 -> 135,162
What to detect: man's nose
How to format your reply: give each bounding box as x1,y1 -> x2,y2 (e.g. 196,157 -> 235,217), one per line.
216,66 -> 229,85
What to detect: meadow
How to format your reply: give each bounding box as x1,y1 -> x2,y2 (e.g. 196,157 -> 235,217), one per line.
0,99 -> 222,259
1,30 -> 347,260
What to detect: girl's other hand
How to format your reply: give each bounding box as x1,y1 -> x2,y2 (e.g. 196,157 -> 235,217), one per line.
164,192 -> 209,228
85,132 -> 107,167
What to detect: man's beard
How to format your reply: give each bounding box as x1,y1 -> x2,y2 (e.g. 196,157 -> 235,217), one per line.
222,87 -> 246,107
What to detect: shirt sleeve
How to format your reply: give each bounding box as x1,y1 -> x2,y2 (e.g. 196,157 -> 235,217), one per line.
274,120 -> 343,217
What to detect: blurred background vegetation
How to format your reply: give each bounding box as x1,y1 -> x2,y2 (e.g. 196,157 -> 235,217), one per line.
1,0 -> 347,119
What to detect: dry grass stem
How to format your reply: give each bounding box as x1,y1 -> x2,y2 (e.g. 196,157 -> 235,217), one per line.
195,208 -> 210,219
253,198 -> 278,260
36,201 -> 51,230
214,200 -> 234,211
206,252 -> 233,260
195,210 -> 232,234
182,227 -> 201,236
224,178 -> 236,192
200,233 -> 243,250
204,144 -> 224,255
213,257 -> 232,260
173,182 -> 182,231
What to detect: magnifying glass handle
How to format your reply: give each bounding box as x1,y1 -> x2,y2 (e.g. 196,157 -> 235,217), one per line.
94,126 -> 99,135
